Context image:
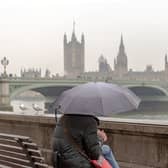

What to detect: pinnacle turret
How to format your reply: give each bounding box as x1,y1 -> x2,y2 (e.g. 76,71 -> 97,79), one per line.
64,33 -> 67,43
71,21 -> 76,41
119,34 -> 125,51
165,53 -> 167,64
81,33 -> 85,43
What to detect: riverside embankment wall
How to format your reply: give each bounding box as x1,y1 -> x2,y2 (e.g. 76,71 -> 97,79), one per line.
0,112 -> 168,168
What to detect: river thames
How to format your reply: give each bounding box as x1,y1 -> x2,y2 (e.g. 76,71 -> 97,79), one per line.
10,97 -> 168,120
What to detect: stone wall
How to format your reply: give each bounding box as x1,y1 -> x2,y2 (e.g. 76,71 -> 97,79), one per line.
0,112 -> 168,168
0,112 -> 55,165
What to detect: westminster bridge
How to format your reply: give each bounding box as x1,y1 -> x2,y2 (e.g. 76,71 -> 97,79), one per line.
8,78 -> 168,98
4,77 -> 168,112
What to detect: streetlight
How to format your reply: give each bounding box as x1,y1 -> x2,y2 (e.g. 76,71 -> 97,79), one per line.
1,56 -> 9,77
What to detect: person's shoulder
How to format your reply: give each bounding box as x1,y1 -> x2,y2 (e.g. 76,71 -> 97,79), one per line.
82,115 -> 99,125
64,114 -> 99,125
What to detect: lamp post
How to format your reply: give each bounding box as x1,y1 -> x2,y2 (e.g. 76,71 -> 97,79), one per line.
1,56 -> 9,77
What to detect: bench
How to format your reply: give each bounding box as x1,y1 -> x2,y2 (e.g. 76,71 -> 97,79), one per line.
0,133 -> 49,168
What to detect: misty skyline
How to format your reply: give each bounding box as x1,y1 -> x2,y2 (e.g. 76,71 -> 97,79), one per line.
0,0 -> 168,75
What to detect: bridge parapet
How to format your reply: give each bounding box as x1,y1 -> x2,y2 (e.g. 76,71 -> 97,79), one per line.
9,79 -> 168,102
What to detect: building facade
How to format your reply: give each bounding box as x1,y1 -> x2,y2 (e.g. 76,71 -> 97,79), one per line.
98,55 -> 112,73
20,68 -> 41,79
64,23 -> 85,76
81,35 -> 168,82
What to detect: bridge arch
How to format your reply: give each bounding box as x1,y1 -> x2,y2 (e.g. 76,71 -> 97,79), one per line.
126,85 -> 168,97
10,83 -> 77,99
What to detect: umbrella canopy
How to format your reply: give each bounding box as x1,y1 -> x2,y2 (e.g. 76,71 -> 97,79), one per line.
54,82 -> 141,117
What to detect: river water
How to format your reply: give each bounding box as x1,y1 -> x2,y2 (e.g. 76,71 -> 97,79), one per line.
10,98 -> 168,120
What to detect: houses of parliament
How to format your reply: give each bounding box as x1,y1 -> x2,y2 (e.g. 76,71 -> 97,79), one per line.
64,24 -> 168,81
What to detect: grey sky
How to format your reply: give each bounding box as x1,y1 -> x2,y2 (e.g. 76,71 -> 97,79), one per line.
0,0 -> 168,76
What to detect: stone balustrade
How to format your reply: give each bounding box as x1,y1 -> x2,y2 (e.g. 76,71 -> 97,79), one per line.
0,112 -> 168,168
